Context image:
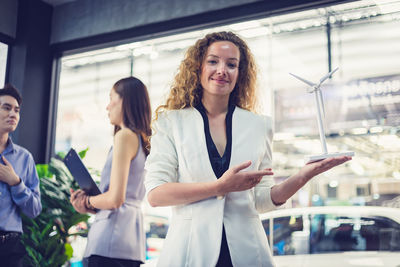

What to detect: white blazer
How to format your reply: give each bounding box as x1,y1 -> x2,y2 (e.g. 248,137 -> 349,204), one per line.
145,107 -> 278,267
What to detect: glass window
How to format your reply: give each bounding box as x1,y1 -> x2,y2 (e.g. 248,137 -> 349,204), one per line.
56,24 -> 277,170
55,10 -> 329,171
57,53 -> 131,169
271,0 -> 400,208
310,214 -> 400,253
263,211 -> 400,257
263,215 -> 305,256
327,184 -> 338,198
55,0 -> 400,208
0,42 -> 8,86
331,1 -> 400,81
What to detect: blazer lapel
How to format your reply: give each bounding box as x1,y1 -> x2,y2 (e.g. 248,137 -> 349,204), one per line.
182,108 -> 217,181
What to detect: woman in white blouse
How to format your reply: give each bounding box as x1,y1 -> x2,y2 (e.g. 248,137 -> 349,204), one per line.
145,31 -> 351,267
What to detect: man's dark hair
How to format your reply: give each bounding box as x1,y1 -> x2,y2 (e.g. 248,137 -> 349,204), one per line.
0,84 -> 23,105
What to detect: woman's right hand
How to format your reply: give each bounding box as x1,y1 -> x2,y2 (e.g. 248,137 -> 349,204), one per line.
217,161 -> 273,195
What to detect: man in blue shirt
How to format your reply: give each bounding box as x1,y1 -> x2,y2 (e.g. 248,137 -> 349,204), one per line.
0,84 -> 42,267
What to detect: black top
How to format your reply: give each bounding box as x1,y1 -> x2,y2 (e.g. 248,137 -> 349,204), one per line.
195,101 -> 235,267
195,101 -> 235,178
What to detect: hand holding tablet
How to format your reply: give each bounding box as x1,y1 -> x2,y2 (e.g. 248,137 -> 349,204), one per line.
63,148 -> 101,196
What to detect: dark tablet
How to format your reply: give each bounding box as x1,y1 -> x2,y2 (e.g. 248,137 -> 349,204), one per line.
64,148 -> 101,196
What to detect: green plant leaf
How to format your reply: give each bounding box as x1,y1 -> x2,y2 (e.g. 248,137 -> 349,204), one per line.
78,148 -> 89,159
36,164 -> 52,178
64,243 -> 73,260
57,151 -> 66,160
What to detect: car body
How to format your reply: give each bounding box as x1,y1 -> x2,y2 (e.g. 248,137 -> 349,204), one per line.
260,206 -> 400,267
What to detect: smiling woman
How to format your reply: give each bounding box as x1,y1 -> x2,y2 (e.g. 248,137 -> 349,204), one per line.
144,31 -> 350,267
200,41 -> 240,99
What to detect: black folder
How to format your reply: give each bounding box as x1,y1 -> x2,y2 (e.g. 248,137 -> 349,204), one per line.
64,148 -> 101,196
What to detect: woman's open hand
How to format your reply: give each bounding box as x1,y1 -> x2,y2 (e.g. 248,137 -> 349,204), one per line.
298,156 -> 352,182
270,156 -> 352,205
217,160 -> 273,195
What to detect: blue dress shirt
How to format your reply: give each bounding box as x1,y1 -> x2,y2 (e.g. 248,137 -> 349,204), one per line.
0,138 -> 42,233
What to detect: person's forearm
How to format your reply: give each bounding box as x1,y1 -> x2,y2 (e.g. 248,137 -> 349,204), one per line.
148,181 -> 221,207
270,172 -> 308,205
89,190 -> 125,210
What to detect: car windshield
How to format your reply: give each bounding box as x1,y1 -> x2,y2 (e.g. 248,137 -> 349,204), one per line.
263,214 -> 400,256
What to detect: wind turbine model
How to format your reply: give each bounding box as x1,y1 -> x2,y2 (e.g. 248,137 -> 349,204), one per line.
289,67 -> 354,163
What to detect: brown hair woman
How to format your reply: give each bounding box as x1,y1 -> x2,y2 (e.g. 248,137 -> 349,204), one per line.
70,77 -> 151,267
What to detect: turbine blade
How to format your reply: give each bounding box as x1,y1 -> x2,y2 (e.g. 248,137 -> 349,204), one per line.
319,67 -> 339,84
289,73 -> 316,87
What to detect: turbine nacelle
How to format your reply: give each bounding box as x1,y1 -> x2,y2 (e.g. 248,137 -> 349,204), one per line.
289,67 -> 339,94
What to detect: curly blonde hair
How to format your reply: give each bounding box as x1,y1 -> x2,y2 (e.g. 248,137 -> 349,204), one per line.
155,31 -> 258,118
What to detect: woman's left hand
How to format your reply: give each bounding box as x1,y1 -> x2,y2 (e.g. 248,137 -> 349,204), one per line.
270,156 -> 352,205
298,156 -> 352,182
70,189 -> 93,214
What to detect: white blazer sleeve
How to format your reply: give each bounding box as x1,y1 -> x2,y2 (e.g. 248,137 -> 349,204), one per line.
254,115 -> 281,213
144,112 -> 178,193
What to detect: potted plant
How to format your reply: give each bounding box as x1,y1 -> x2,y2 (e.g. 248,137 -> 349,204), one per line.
21,150 -> 91,267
